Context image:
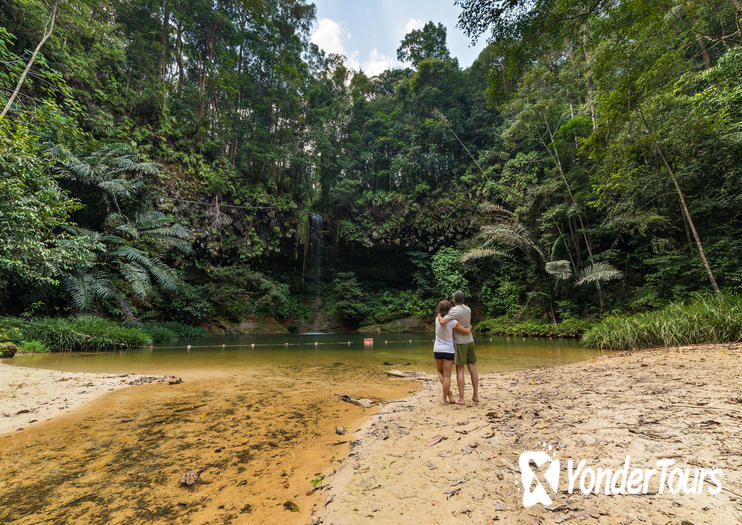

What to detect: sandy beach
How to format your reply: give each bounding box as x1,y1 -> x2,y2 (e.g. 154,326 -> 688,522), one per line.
2,344 -> 741,524
318,344 -> 742,524
0,361 -> 167,435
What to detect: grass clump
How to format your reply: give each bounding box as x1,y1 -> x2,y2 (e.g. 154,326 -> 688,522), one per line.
19,316 -> 152,352
581,292 -> 742,350
475,316 -> 592,338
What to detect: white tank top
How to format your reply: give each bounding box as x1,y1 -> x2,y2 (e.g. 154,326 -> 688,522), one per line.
433,317 -> 458,354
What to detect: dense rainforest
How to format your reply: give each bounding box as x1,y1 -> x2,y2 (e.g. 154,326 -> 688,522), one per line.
1,0 -> 741,345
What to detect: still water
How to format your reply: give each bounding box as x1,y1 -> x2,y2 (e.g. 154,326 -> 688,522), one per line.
11,332 -> 600,377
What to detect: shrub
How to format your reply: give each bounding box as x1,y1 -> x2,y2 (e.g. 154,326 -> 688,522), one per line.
19,340 -> 50,353
326,272 -> 368,323
581,292 -> 742,350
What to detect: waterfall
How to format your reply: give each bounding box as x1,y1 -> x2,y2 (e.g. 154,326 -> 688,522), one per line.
308,213 -> 323,298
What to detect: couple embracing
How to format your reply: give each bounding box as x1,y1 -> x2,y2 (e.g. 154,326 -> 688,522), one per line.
433,291 -> 479,405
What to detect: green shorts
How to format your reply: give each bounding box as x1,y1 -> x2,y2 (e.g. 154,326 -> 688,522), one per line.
455,342 -> 477,365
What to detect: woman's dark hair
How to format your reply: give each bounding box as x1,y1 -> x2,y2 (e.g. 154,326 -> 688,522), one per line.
437,300 -> 452,317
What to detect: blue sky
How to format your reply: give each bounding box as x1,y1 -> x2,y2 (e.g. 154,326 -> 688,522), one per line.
310,1 -> 488,75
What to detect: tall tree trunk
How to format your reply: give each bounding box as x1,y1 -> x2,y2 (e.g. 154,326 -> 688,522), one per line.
639,108 -> 720,294
160,5 -> 170,114
1,0 -> 59,119
581,23 -> 598,131
688,5 -> 712,69
159,5 -> 170,81
732,0 -> 742,41
542,116 -> 605,310
199,12 -> 220,121
175,22 -> 184,95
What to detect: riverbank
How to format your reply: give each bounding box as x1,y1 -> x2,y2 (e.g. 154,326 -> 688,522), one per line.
318,343 -> 742,524
0,362 -> 167,434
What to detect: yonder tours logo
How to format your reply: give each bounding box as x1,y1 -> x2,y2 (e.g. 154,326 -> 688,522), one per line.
518,445 -> 723,508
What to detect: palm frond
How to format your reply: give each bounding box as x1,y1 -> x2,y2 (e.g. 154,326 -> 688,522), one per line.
459,248 -> 508,263
576,262 -> 623,286
545,260 -> 573,280
480,222 -> 543,257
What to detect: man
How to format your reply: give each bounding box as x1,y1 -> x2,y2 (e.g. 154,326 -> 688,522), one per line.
445,291 -> 479,404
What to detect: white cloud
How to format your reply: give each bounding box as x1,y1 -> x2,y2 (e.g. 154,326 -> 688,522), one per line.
311,18 -> 394,76
362,48 -> 393,76
403,18 -> 424,35
346,50 -> 360,71
311,18 -> 346,55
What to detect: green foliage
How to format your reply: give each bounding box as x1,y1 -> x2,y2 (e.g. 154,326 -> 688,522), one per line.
124,321 -> 207,343
326,272 -> 368,323
18,340 -> 49,353
363,290 -> 436,323
0,120 -> 97,288
476,317 -> 592,338
581,293 -> 742,350
397,21 -> 451,67
202,267 -> 307,322
479,280 -> 526,316
431,247 -> 468,298
1,0 -> 741,340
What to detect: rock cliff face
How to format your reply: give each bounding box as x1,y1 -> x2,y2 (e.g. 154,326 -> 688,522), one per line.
201,318 -> 290,335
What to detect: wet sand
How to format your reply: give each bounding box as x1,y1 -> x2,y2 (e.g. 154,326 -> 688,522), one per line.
319,344 -> 742,524
0,362 -> 166,435
0,367 -> 413,524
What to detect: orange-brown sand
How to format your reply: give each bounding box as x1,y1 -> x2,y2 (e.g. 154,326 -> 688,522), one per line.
0,367 -> 412,524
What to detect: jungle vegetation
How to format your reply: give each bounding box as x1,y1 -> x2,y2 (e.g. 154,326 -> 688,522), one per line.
1,0 -> 740,346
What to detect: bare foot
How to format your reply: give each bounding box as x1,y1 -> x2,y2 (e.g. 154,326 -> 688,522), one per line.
447,392 -> 455,404
455,398 -> 466,405
472,397 -> 480,404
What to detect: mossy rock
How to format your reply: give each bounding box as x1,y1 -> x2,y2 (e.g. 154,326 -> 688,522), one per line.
0,342 -> 18,358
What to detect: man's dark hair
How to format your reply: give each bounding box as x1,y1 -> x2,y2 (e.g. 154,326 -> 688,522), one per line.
452,291 -> 465,304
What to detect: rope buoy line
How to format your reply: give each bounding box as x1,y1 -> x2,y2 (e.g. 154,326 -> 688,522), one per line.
131,339 -> 430,350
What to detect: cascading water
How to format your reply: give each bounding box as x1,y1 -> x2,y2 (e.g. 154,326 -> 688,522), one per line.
308,213 -> 323,299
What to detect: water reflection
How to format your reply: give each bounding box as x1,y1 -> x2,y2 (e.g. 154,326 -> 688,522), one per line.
10,333 -> 600,377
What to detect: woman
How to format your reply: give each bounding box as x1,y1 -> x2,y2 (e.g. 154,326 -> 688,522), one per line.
434,299 -> 472,405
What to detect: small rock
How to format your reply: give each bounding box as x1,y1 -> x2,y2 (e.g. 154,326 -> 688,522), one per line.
336,425 -> 346,435
179,470 -> 204,486
283,501 -> 299,512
